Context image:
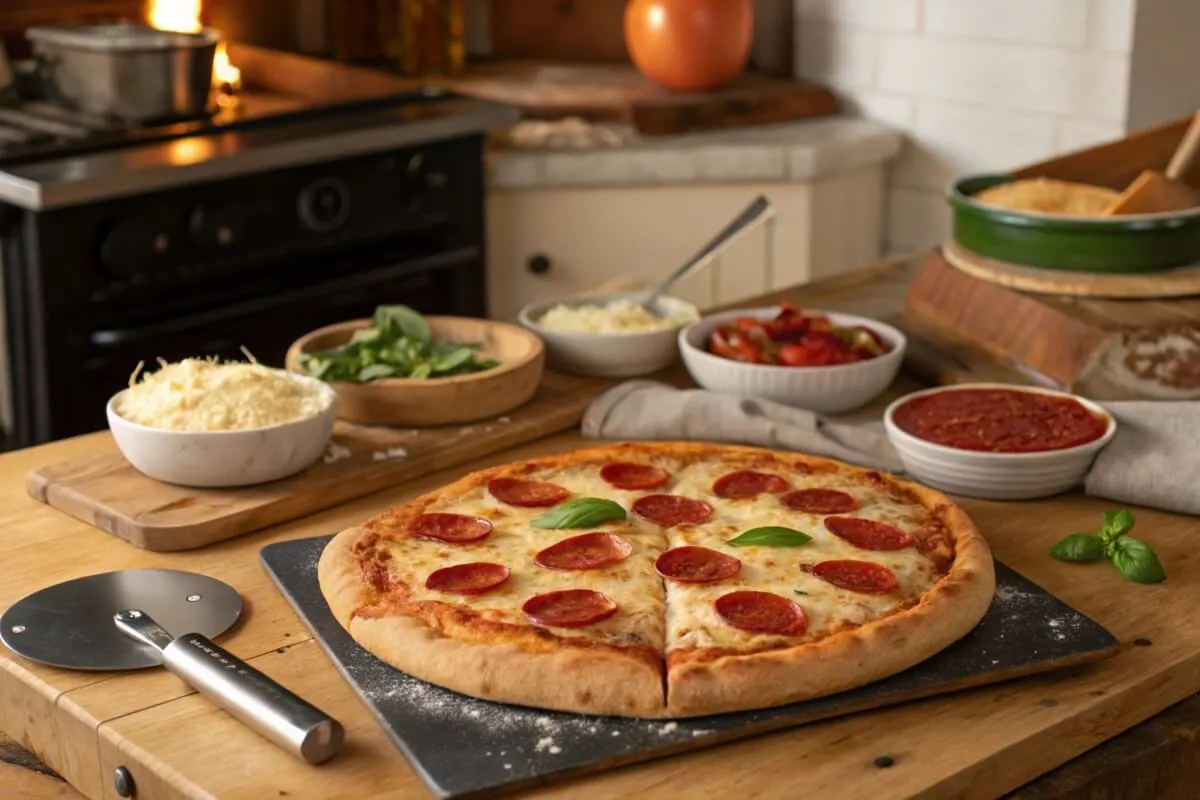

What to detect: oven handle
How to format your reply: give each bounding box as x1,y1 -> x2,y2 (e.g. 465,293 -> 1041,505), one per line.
89,247 -> 478,348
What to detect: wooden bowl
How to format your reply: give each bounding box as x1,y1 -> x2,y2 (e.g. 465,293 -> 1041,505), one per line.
284,317 -> 545,427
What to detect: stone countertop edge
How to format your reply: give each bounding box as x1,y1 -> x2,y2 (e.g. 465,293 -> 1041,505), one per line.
485,117 -> 903,190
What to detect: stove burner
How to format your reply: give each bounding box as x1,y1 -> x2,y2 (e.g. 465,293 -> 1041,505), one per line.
0,86 -> 450,166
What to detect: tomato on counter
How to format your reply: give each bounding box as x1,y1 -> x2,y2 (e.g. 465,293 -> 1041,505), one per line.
706,303 -> 891,367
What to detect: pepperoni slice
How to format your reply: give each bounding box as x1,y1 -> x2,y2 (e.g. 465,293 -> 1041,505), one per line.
424,562 -> 510,595
714,591 -> 808,637
632,494 -> 714,527
488,477 -> 570,508
535,532 -> 633,571
522,589 -> 618,628
782,488 -> 860,514
655,546 -> 741,583
712,470 -> 789,499
812,559 -> 899,594
407,513 -> 493,543
600,461 -> 670,491
824,516 -> 915,551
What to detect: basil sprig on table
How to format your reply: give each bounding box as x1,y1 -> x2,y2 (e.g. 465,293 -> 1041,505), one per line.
531,498 -> 627,529
298,304 -> 499,383
727,526 -> 813,547
1050,509 -> 1166,584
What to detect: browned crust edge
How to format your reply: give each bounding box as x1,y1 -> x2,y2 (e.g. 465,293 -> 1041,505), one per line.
318,441 -> 996,719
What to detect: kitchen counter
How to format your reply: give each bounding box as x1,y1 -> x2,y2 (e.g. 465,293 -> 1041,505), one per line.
4,259 -> 1200,800
487,116 -> 902,189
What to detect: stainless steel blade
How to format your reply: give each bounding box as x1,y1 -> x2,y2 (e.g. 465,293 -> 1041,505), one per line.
0,568 -> 241,670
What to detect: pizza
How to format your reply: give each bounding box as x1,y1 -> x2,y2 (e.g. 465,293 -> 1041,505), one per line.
318,442 -> 995,718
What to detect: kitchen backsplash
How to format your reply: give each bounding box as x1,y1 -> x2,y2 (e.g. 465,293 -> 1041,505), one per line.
793,0 -> 1196,254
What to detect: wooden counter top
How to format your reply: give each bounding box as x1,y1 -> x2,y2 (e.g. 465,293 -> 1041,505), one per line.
3,258 -> 1200,800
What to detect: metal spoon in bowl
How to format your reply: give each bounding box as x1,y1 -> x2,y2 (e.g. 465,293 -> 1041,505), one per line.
641,194 -> 776,317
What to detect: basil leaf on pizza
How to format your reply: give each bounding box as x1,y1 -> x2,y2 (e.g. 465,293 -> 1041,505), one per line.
727,526 -> 812,547
1049,533 -> 1104,562
531,497 -> 627,529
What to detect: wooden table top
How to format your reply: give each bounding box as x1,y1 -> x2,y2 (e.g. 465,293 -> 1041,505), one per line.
3,257 -> 1200,800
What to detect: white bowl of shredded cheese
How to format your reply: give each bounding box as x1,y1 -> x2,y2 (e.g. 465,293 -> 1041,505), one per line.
518,292 -> 699,377
107,358 -> 339,488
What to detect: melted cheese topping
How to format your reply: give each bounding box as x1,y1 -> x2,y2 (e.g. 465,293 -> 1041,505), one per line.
379,477 -> 669,651
375,453 -> 943,656
116,358 -> 331,432
660,461 -> 936,652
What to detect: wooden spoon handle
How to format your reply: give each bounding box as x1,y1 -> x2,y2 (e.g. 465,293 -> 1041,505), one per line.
1165,111 -> 1200,180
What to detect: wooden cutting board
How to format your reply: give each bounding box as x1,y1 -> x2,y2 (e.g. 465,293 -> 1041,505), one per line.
24,370 -> 614,552
440,61 -> 839,136
904,252 -> 1200,400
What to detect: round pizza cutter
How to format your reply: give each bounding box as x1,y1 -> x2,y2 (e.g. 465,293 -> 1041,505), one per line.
0,568 -> 343,764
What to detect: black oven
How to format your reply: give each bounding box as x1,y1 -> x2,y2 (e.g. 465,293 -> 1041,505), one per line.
1,132 -> 488,448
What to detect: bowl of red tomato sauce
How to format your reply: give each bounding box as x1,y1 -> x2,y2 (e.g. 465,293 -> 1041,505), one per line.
678,303 -> 906,413
883,383 -> 1117,500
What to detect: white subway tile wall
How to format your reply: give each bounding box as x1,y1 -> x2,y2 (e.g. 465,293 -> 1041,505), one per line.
796,25 -> 880,89
877,38 -> 1129,121
795,0 -> 921,31
924,0 -> 1090,48
891,102 -> 1058,192
1089,0 -> 1138,53
795,0 -> 1142,251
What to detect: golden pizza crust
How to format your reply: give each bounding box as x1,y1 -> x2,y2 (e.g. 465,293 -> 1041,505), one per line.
318,441 -> 996,718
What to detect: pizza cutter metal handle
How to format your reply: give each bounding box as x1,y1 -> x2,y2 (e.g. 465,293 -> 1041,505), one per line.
114,609 -> 344,765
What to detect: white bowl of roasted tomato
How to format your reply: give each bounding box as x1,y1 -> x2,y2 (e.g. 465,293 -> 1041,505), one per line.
883,383 -> 1117,500
677,302 -> 906,414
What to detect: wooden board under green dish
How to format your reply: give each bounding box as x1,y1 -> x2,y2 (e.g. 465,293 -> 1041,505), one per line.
947,174 -> 1200,274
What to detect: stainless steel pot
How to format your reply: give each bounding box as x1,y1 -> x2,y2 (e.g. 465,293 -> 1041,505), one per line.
26,23 -> 218,123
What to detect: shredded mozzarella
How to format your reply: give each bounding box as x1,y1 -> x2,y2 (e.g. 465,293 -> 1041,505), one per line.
536,299 -> 696,334
116,357 -> 331,432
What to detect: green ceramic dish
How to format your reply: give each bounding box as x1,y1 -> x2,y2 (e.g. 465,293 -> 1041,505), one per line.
947,174 -> 1200,273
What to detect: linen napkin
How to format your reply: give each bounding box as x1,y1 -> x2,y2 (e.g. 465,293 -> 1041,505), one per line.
580,381 -> 1200,517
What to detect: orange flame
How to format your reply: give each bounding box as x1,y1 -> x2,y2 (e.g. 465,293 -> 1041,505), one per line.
145,0 -> 240,90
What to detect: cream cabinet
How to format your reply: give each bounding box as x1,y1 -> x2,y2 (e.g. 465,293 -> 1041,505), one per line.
485,165 -> 887,321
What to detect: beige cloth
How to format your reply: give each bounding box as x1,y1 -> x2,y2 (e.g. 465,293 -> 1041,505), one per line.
1082,402 -> 1200,516
581,381 -> 904,473
581,381 -> 1200,517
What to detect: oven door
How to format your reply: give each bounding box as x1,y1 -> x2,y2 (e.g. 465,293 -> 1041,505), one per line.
48,249 -> 480,442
